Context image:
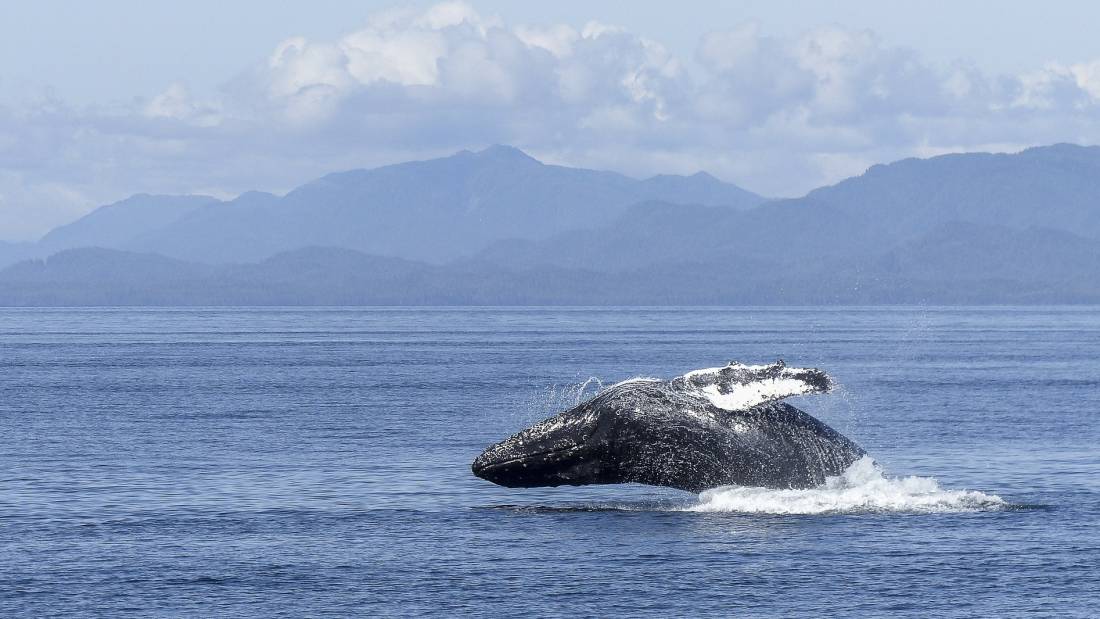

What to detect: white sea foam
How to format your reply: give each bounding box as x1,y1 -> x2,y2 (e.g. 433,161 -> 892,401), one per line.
686,457 -> 1005,515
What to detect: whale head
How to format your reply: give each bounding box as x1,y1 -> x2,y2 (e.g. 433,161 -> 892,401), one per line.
471,403 -> 622,488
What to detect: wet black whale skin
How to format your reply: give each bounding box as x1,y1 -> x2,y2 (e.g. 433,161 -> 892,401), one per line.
473,380 -> 865,493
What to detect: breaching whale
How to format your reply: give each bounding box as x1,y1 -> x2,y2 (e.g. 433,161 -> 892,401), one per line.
472,361 -> 865,492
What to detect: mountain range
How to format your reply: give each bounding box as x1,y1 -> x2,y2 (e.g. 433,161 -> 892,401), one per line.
2,145 -> 762,267
2,143 -> 1099,305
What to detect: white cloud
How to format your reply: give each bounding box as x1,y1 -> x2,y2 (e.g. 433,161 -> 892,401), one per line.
144,83 -> 222,127
514,24 -> 577,58
4,0 -> 1100,240
1069,59 -> 1100,101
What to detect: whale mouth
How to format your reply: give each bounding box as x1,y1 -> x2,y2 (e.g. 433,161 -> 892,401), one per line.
473,446 -> 581,473
472,445 -> 592,487
472,408 -> 606,488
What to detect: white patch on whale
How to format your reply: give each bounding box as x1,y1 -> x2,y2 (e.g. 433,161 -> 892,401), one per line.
681,362 -> 773,379
695,377 -> 822,411
678,362 -> 828,411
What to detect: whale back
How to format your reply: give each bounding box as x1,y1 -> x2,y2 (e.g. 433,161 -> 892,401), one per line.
588,379 -> 864,492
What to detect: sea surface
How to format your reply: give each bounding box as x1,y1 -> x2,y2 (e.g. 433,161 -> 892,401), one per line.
1,307 -> 1098,617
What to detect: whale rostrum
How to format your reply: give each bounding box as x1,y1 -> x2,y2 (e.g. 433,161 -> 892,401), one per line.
472,361 -> 865,493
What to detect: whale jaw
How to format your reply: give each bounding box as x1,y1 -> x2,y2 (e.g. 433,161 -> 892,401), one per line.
471,444 -> 607,488
471,406 -> 623,488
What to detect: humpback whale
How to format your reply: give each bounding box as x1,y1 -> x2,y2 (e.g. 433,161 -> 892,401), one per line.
472,361 -> 865,492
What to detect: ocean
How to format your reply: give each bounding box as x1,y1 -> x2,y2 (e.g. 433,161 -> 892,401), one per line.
2,307 -> 1098,617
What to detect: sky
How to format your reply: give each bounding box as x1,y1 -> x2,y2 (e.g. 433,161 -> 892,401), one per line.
2,0 -> 1100,240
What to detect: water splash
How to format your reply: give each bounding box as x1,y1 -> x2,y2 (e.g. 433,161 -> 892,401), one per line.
686,456 -> 1005,515
520,376 -> 607,422
572,377 -> 605,405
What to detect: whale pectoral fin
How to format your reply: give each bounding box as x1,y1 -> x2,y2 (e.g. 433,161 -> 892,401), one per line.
672,361 -> 833,411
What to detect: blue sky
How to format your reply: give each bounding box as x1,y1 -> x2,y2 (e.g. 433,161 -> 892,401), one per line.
2,0 -> 1100,239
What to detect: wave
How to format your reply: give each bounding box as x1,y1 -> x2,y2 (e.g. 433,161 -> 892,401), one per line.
685,456 -> 1005,515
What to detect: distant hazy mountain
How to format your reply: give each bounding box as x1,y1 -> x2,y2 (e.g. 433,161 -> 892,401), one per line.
37,194 -> 219,253
0,194 -> 219,270
0,247 -> 585,305
465,201 -> 741,271
10,146 -> 762,267
0,247 -> 429,306
0,240 -> 34,271
467,196 -> 891,272
3,142 -> 1100,305
635,171 -> 760,207
803,142 -> 1100,244
471,143 -> 1100,271
3,225 -> 1098,305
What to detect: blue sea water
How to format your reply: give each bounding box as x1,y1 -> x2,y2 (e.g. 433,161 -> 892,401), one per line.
1,307 -> 1098,617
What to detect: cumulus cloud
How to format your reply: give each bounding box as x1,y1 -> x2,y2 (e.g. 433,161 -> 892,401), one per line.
4,1 -> 1100,240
